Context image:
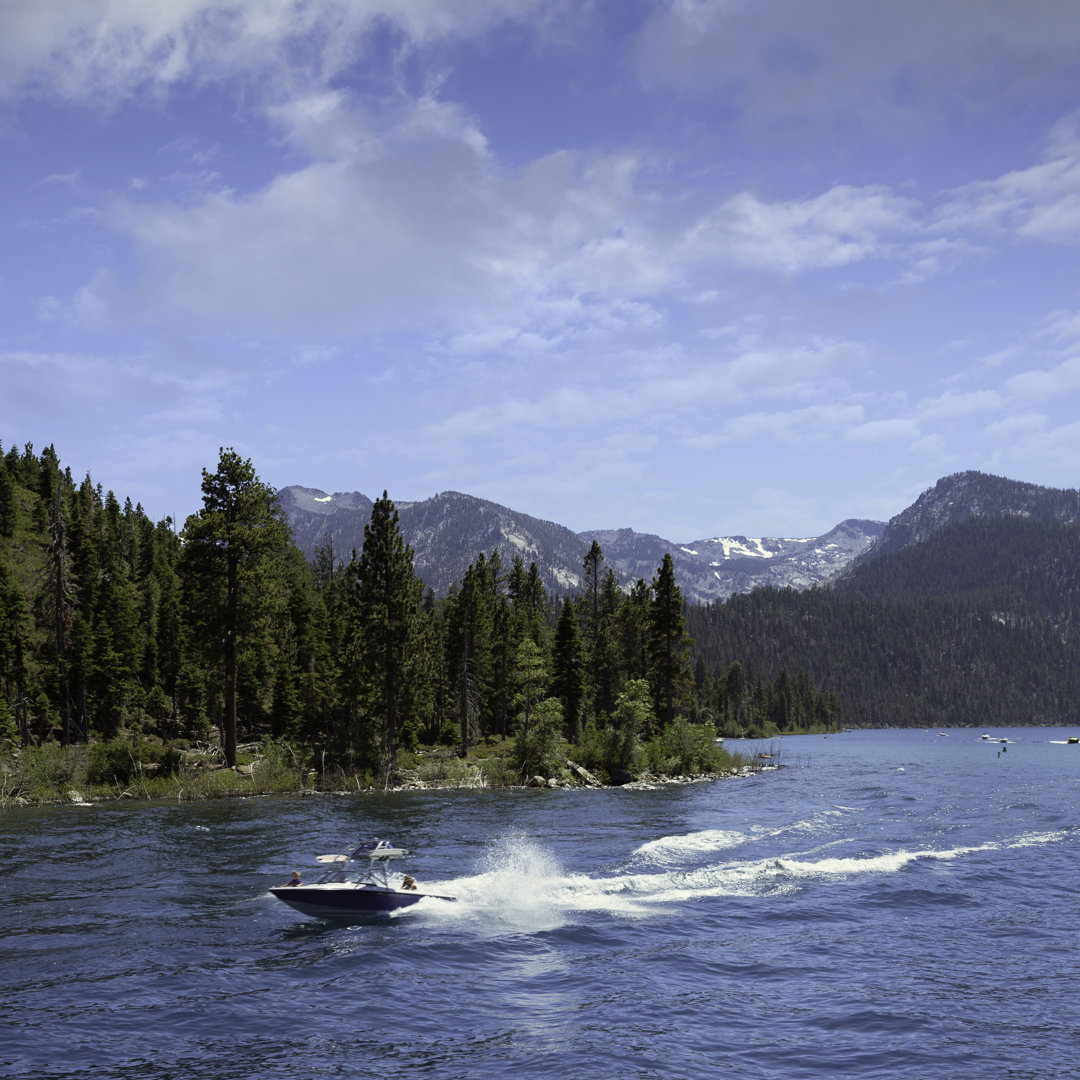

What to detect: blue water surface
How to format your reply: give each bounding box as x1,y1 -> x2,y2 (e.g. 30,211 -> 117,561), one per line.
2,728 -> 1079,1080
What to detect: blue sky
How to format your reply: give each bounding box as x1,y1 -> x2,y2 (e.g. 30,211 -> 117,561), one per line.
4,1 -> 1080,541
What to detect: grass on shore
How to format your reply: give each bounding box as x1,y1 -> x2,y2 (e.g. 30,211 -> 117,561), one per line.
0,725 -> 759,809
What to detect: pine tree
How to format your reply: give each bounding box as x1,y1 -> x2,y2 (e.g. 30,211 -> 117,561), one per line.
592,567 -> 624,720
350,492 -> 422,775
508,557 -> 549,647
552,596 -> 585,741
446,559 -> 492,753
0,461 -> 17,539
617,579 -> 651,685
180,449 -> 292,767
511,636 -> 547,738
647,553 -> 693,731
42,484 -> 75,742
0,560 -> 29,741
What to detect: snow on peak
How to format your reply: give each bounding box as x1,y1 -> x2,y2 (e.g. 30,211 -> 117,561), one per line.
708,537 -> 775,559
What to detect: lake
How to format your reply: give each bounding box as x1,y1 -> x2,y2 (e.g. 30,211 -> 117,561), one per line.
3,727 -> 1078,1079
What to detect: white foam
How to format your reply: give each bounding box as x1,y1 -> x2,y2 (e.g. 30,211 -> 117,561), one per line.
633,829 -> 751,861
632,811 -> 852,865
409,827 -> 1073,931
776,830 -> 1068,881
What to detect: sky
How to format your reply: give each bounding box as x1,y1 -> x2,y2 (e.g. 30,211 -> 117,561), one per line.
4,0 -> 1080,542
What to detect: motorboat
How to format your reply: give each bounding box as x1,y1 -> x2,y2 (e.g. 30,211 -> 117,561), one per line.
271,839 -> 455,919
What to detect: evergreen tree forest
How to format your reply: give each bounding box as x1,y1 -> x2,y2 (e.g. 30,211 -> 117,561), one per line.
687,514 -> 1080,730
0,442 -> 837,798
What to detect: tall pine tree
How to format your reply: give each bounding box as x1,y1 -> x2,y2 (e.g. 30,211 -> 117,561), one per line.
647,553 -> 693,731
552,596 -> 585,741
350,492 -> 422,776
180,449 -> 291,767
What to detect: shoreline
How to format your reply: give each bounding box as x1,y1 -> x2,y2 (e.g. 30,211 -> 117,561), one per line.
1,761 -> 773,811
0,732 -> 788,810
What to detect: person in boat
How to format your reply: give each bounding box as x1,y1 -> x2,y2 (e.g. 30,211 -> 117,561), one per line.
401,875 -> 417,891
286,871 -> 302,886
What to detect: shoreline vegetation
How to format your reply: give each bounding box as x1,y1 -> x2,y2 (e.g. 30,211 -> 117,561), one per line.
0,727 -> 790,809
3,443 -> 842,811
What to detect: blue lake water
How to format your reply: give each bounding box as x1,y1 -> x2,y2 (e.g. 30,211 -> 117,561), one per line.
3,728 -> 1079,1080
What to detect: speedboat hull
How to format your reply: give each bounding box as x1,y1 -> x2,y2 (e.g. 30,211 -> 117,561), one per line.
271,839 -> 455,920
270,883 -> 450,919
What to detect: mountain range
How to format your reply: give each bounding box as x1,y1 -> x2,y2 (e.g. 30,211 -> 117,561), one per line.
278,470 -> 1080,603
278,484 -> 884,602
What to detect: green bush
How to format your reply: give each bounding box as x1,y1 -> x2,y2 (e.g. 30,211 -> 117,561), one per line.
156,746 -> 183,777
15,741 -> 81,799
476,752 -> 521,788
645,717 -> 725,775
86,740 -> 139,787
572,719 -> 645,782
415,753 -> 482,786
512,698 -> 565,778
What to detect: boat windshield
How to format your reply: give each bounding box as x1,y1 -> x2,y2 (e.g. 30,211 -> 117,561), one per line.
309,840 -> 409,886
348,840 -> 410,861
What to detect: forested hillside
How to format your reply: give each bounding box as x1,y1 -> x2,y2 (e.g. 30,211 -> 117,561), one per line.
687,514 -> 1080,728
0,441 -> 836,794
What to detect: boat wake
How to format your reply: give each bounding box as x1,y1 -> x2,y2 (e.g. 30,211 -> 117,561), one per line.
407,824 -> 1072,933
630,809 -> 852,864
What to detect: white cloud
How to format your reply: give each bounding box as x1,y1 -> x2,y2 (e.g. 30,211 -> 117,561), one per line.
935,114 -> 1080,243
40,168 -> 82,187
1002,355 -> 1080,400
1040,306 -> 1080,341
685,402 -> 866,449
982,412 -> 1047,442
981,415 -> 1080,484
110,94 -> 510,333
683,186 -> 917,274
103,81 -> 932,346
916,389 -> 1001,422
0,0 -> 559,102
634,0 -> 1080,134
846,418 -> 922,444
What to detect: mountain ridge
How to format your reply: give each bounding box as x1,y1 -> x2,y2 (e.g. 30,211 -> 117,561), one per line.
277,484 -> 885,602
855,470 -> 1080,563
279,469 -> 1080,604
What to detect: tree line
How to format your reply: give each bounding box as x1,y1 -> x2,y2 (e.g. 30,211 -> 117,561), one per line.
686,513 -> 1080,729
0,442 -> 839,781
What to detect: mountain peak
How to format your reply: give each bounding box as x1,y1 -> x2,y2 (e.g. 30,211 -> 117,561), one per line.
862,471 -> 1080,560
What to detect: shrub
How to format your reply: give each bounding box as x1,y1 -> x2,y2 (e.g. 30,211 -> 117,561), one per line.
572,719 -> 645,782
476,752 -> 521,788
15,741 -> 82,799
573,682 -> 653,781
256,737 -> 301,788
86,741 -> 139,787
415,753 -> 482,786
156,746 -> 183,778
645,717 -> 725,776
512,698 -> 565,778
